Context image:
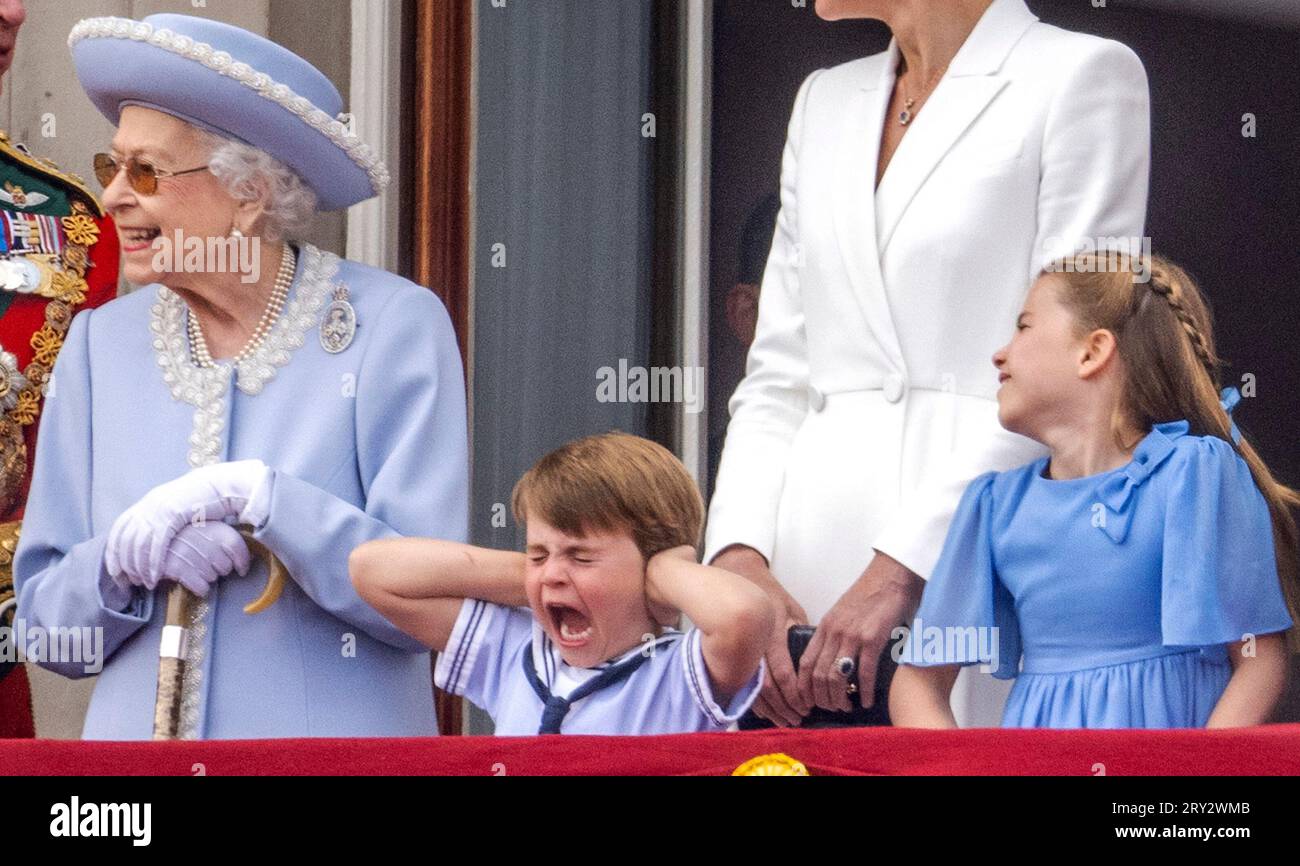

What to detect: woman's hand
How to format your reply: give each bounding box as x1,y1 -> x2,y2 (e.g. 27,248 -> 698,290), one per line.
797,550 -> 923,713
752,603 -> 813,726
109,521 -> 251,597
105,460 -> 269,588
711,544 -> 811,726
162,522 -> 251,596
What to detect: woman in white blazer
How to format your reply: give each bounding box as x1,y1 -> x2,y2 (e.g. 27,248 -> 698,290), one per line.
705,0 -> 1150,727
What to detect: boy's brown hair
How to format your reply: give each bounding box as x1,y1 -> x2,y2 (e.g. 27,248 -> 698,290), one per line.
511,432 -> 704,560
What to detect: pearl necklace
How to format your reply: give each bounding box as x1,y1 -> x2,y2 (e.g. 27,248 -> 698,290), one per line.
187,243 -> 297,368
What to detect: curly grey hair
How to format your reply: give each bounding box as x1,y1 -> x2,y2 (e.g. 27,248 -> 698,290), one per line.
194,128 -> 318,241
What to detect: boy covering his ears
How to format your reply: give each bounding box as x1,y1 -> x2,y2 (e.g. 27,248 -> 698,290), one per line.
351,432 -> 773,735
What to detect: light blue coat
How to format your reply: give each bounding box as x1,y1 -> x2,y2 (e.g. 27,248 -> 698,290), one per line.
14,245 -> 468,739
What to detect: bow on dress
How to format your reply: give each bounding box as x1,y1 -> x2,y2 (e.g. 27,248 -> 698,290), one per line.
1093,386 -> 1243,544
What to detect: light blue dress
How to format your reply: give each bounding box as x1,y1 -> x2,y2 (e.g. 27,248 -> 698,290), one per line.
14,244 -> 469,739
901,418 -> 1293,728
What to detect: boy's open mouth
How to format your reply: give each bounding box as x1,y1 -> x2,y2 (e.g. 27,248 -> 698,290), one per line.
546,603 -> 593,646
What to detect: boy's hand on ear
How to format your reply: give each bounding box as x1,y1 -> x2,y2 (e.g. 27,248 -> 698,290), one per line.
653,545 -> 697,564
645,545 -> 696,627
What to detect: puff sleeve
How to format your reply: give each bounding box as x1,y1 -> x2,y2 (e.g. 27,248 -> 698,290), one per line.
1161,436 -> 1293,648
899,472 -> 1021,680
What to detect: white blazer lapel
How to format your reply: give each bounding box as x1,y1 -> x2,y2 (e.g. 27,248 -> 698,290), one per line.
875,0 -> 1037,255
874,76 -> 1008,254
830,47 -> 903,366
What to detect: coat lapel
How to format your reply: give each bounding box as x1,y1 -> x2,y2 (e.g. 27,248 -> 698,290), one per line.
874,0 -> 1037,255
874,76 -> 1008,255
830,47 -> 902,365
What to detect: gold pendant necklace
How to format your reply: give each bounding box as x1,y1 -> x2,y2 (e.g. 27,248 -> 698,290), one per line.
897,59 -> 950,126
899,98 -> 916,127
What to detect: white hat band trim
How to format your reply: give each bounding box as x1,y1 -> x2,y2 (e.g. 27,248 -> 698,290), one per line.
69,17 -> 390,194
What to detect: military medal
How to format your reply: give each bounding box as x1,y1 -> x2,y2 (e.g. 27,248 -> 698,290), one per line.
0,134 -> 110,656
0,258 -> 29,291
0,255 -> 47,294
0,350 -> 29,515
0,351 -> 29,414
0,198 -> 84,300
319,284 -> 357,354
0,197 -> 100,516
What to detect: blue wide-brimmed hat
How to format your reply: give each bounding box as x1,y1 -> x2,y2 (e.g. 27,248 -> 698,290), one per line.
69,14 -> 387,211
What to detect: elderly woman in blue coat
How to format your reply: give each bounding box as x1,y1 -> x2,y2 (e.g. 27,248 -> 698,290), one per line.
12,14 -> 468,739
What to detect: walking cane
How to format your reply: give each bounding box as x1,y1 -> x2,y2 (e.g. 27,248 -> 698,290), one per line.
151,526 -> 288,740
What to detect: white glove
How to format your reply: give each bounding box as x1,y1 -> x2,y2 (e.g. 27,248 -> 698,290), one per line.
105,459 -> 270,588
111,521 -> 253,598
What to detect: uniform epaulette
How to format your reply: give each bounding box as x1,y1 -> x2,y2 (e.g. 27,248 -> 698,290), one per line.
0,130 -> 105,217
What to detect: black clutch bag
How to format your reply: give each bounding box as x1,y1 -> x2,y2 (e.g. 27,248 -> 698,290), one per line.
784,625 -> 895,728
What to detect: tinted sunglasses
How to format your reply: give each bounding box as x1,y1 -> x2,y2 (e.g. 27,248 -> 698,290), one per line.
92,153 -> 209,195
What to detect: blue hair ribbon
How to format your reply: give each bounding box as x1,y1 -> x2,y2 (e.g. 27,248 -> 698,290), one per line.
1219,386 -> 1242,445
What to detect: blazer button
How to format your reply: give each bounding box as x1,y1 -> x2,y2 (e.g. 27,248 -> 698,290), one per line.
884,374 -> 906,404
808,386 -> 826,412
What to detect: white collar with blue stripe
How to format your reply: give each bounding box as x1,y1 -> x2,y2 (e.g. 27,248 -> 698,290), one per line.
528,621 -> 684,693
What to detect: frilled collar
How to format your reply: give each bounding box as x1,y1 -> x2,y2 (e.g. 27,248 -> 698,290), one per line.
150,243 -> 339,400
1093,386 -> 1242,544
148,243 -> 340,470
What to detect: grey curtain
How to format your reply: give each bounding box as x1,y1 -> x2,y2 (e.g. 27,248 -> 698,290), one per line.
472,0 -> 656,551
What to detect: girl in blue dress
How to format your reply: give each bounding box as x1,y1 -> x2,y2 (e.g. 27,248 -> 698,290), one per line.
889,253 -> 1298,728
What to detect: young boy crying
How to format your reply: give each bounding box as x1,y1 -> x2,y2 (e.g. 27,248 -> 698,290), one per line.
349,432 -> 773,735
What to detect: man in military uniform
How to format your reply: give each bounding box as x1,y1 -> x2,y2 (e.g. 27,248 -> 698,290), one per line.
0,0 -> 120,737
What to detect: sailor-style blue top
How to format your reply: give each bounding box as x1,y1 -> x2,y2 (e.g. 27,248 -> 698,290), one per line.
435,599 -> 764,735
903,398 -> 1293,728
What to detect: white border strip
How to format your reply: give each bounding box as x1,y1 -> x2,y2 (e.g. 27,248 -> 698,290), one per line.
679,0 -> 713,484
346,0 -> 403,269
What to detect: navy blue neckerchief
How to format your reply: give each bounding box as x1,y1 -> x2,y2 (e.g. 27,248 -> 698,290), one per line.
521,639 -> 655,734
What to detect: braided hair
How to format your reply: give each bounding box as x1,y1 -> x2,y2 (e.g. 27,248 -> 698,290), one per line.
1049,251 -> 1300,651
1146,258 -> 1219,381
